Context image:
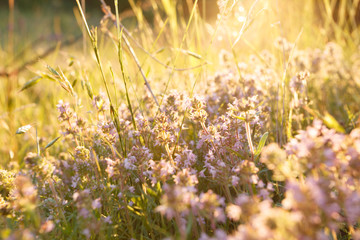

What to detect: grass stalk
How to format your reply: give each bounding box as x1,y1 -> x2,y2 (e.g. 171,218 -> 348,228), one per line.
232,0 -> 261,48
159,0 -> 199,109
8,0 -> 14,57
114,0 -> 137,132
287,106 -> 293,140
100,0 -> 160,107
245,122 -> 254,161
81,0 -> 86,55
75,0 -> 125,155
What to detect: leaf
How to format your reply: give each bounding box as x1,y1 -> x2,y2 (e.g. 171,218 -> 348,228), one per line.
226,147 -> 246,159
68,60 -> 74,67
255,132 -> 269,157
322,112 -> 345,133
47,65 -> 60,77
85,80 -> 94,99
186,214 -> 194,237
303,106 -> 345,133
16,124 -> 32,134
146,187 -> 157,198
72,79 -> 78,88
41,73 -> 57,82
183,49 -> 203,60
45,136 -> 61,149
233,115 -> 245,121
19,76 -> 42,92
58,68 -> 75,96
153,47 -> 165,54
36,127 -> 40,155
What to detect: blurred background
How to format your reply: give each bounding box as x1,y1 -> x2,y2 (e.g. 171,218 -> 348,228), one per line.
0,0 -> 218,15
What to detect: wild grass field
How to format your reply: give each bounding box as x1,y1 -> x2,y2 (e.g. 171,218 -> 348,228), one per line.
1,0 -> 360,239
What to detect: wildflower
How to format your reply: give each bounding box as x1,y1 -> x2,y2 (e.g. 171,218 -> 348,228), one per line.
105,158 -> 115,177
153,112 -> 174,145
232,160 -> 259,185
174,148 -> 197,169
260,143 -> 293,181
173,169 -> 198,187
7,229 -> 35,240
147,159 -> 175,186
79,208 -> 90,218
282,177 -> 342,235
74,146 -> 90,161
82,228 -> 91,239
92,92 -> 109,113
0,169 -> 15,200
11,175 -> 37,212
102,216 -> 113,224
344,191 -> 360,224
56,100 -> 73,122
226,204 -> 242,221
156,184 -> 195,220
128,186 -> 135,193
290,71 -> 309,108
39,220 -> 55,233
117,192 -> 123,199
24,152 -> 55,181
274,37 -> 293,53
0,196 -> 10,215
231,176 -> 240,186
219,49 -> 232,67
91,198 -> 102,209
124,156 -> 137,170
189,95 -> 208,123
290,71 -> 309,95
71,175 -> 80,188
197,190 -> 226,223
123,146 -> 153,181
228,96 -> 259,123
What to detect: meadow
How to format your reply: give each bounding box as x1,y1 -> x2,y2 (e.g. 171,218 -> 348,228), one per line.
1,0 -> 360,239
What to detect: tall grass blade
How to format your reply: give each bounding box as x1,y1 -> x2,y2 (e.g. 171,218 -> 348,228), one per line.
44,136 -> 61,150
19,76 -> 42,92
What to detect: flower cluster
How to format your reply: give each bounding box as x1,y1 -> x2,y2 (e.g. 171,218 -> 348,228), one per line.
3,30 -> 360,240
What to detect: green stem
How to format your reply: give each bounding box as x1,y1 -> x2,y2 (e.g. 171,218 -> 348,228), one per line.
76,0 -> 124,155
245,122 -> 254,161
